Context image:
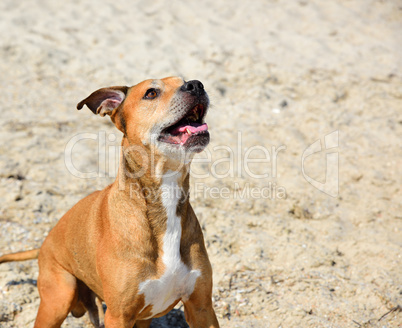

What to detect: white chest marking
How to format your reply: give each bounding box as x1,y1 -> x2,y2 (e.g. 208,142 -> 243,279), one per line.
138,171 -> 201,318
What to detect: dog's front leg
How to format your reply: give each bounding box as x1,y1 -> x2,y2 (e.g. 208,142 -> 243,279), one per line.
134,319 -> 153,328
103,312 -> 152,328
183,287 -> 220,328
104,310 -> 135,328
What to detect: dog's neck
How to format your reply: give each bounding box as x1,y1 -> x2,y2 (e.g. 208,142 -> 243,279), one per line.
112,136 -> 191,230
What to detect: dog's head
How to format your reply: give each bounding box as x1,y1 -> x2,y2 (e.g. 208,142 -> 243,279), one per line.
77,77 -> 210,160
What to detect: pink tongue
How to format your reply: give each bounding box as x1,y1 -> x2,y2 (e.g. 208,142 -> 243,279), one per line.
167,123 -> 208,145
171,123 -> 208,135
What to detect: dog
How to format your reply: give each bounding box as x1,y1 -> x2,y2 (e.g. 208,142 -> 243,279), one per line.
0,77 -> 220,328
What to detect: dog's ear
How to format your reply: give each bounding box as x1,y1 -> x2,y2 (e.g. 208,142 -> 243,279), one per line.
77,86 -> 129,117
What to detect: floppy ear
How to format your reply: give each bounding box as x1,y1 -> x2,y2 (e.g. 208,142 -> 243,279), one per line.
77,86 -> 129,117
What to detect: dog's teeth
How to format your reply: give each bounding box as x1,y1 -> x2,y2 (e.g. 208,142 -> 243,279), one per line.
186,128 -> 192,135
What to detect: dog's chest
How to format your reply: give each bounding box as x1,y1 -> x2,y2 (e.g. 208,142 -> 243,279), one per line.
138,172 -> 201,318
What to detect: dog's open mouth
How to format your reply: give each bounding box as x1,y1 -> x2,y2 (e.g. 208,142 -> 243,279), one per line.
158,104 -> 209,150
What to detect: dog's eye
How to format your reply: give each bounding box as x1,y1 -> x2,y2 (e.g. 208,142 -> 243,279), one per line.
144,88 -> 159,100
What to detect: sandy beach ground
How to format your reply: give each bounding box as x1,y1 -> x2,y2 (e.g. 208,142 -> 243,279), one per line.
0,0 -> 401,327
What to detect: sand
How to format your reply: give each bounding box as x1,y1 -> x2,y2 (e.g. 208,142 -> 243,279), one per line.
0,0 -> 401,327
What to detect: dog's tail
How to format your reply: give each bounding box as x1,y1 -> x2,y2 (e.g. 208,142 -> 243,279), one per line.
0,249 -> 40,264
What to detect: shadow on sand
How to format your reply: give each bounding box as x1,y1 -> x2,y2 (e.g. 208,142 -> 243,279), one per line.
149,308 -> 189,328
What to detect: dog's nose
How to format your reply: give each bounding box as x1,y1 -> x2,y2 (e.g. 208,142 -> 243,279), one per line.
180,80 -> 205,97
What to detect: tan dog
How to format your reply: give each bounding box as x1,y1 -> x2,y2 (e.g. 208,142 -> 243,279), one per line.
0,77 -> 219,328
